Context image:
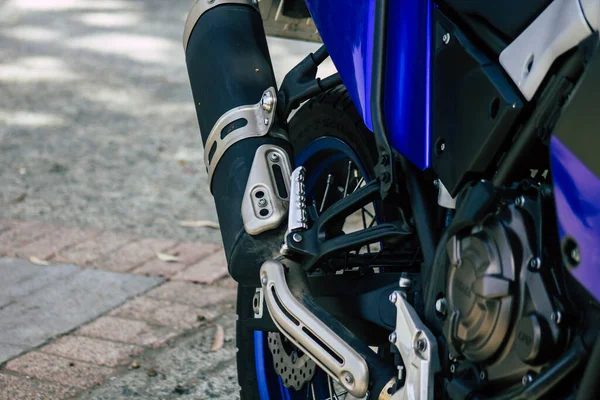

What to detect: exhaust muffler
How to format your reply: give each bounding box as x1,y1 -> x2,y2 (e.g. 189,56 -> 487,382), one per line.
184,0 -> 292,284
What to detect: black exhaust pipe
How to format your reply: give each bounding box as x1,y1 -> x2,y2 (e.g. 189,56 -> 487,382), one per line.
184,0 -> 292,285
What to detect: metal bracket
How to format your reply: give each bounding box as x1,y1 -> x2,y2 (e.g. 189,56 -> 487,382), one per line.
499,0 -> 593,101
253,288 -> 264,318
203,87 -> 277,187
284,179 -> 412,271
242,145 -> 292,235
260,259 -> 370,398
389,291 -> 440,400
183,0 -> 258,52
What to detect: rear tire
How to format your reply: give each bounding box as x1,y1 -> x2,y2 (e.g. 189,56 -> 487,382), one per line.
236,86 -> 377,399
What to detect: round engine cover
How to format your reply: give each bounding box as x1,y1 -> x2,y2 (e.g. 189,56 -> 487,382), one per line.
444,220 -> 516,362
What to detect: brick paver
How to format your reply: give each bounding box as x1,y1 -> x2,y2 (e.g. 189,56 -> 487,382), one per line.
132,241 -> 221,277
42,336 -> 144,367
77,316 -> 179,347
110,296 -> 213,330
0,220 -> 55,257
0,373 -> 78,400
93,238 -> 178,273
146,281 -> 236,308
14,226 -> 99,261
53,231 -> 136,266
173,249 -> 228,284
6,351 -> 114,390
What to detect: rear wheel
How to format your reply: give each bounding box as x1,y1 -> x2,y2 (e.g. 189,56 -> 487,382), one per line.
236,86 -> 379,399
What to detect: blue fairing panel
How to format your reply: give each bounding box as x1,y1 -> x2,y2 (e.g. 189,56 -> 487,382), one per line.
384,0 -> 432,170
304,0 -> 375,130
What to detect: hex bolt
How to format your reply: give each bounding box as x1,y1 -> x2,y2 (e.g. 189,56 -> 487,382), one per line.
551,311 -> 562,325
522,373 -> 534,386
264,118 -> 270,125
529,257 -> 541,271
344,374 -> 354,385
399,273 -> 411,288
433,179 -> 441,188
269,152 -> 280,163
414,338 -> 427,353
389,332 -> 397,344
261,275 -> 268,286
292,233 -> 303,243
442,33 -> 451,44
435,298 -> 447,316
515,196 -> 526,208
389,292 -> 398,304
258,198 -> 268,207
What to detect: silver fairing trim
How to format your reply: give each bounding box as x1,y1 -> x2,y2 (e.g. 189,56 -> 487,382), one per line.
499,0 -> 594,101
183,0 -> 258,53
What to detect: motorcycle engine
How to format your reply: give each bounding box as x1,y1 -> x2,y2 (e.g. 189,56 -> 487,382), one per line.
442,194 -> 567,385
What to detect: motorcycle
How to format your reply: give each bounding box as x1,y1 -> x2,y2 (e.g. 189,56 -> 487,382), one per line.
183,0 -> 600,398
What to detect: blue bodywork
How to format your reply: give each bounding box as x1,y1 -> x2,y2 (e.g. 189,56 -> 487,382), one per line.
304,0 -> 432,169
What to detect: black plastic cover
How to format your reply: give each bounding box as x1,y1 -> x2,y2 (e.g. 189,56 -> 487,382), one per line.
431,11 -> 523,196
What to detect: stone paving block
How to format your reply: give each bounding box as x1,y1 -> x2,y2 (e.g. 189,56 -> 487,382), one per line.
0,220 -> 54,257
173,249 -> 228,284
0,344 -> 24,363
77,316 -> 179,347
217,276 -> 238,290
53,230 -> 136,266
6,351 -> 115,389
0,258 -> 79,308
42,336 -> 144,367
0,373 -> 78,400
93,238 -> 178,273
14,225 -> 100,260
110,296 -> 210,330
145,281 -> 236,308
0,267 -> 162,348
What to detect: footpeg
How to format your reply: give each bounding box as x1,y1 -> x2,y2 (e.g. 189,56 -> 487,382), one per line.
260,259 -> 369,398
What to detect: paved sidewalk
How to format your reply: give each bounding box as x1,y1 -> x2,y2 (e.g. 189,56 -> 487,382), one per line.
0,220 -> 238,399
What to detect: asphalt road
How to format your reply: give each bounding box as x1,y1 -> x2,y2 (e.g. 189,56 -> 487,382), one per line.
0,0 -> 332,245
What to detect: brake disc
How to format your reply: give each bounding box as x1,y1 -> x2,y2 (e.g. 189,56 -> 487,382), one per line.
267,332 -> 317,390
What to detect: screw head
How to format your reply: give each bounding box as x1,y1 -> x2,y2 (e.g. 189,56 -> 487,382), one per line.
264,118 -> 269,125
515,196 -> 526,208
261,275 -> 268,286
522,373 -> 533,386
433,179 -> 441,188
479,371 -> 487,381
414,338 -> 427,353
442,33 -> 451,44
389,292 -> 398,304
258,198 -> 267,207
450,364 -> 456,374
344,373 -> 354,385
269,152 -> 280,162
261,91 -> 274,112
292,233 -> 303,243
570,247 -> 581,264
551,311 -> 562,324
389,332 -> 397,344
529,257 -> 541,271
440,143 -> 446,151
435,298 -> 447,316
